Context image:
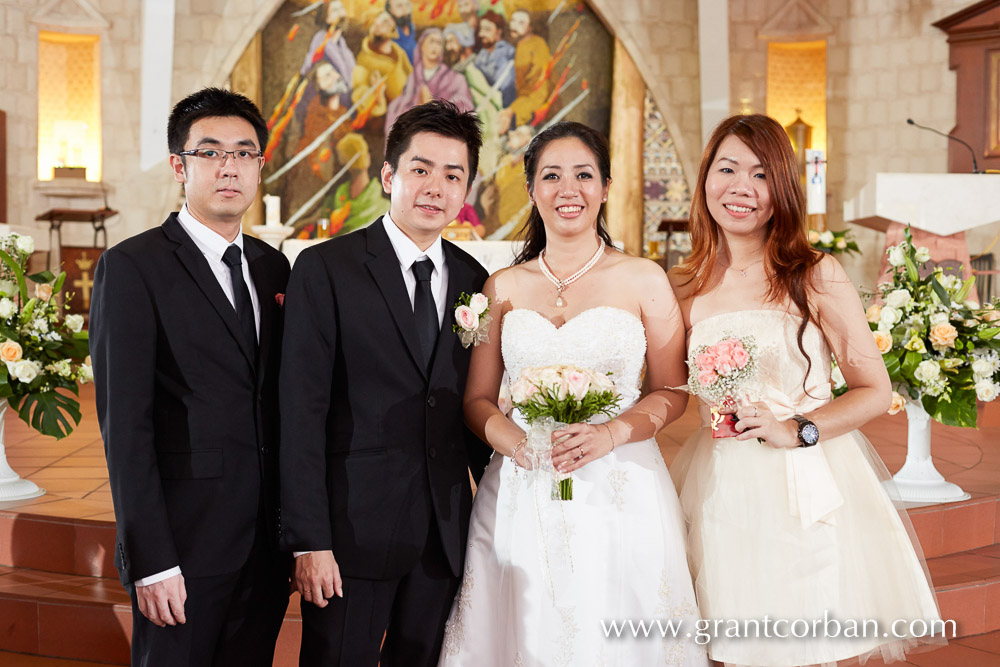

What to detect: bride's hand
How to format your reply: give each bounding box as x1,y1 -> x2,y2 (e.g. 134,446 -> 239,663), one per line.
734,402 -> 799,449
550,423 -> 614,474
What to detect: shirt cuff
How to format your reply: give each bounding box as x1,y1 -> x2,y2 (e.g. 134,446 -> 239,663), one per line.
293,551 -> 313,558
134,566 -> 182,587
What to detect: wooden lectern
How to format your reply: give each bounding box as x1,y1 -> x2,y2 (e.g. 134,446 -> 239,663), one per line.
844,173 -> 1000,300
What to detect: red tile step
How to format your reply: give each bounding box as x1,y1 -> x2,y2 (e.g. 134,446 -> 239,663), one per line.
0,566 -> 301,665
0,511 -> 116,578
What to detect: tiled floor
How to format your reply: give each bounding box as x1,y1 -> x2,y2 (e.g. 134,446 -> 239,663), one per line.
4,386 -> 1000,664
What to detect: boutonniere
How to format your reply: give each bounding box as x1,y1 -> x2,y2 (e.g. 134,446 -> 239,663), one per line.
453,292 -> 491,348
275,293 -> 285,308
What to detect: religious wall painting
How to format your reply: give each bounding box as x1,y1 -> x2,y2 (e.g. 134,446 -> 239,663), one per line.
260,0 -> 613,240
61,246 -> 102,317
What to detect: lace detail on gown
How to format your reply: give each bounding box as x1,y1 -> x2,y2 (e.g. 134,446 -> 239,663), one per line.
439,307 -> 708,667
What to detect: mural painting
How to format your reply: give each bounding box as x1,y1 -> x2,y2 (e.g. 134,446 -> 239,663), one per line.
260,0 -> 613,240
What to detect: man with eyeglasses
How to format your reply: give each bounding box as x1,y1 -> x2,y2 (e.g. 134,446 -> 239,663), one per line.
90,87 -> 290,667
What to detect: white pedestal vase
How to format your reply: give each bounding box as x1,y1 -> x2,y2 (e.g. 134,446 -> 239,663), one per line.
251,224 -> 294,251
889,400 -> 970,504
0,399 -> 45,501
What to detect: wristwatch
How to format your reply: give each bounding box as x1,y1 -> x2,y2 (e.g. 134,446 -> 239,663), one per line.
791,414 -> 819,447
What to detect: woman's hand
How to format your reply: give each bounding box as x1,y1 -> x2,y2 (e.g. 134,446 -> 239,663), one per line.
733,402 -> 799,449
550,423 -> 615,474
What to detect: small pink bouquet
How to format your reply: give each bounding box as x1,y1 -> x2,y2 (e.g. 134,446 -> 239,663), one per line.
510,364 -> 620,500
687,334 -> 758,438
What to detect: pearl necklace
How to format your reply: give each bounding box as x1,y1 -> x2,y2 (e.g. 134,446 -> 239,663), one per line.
538,238 -> 606,307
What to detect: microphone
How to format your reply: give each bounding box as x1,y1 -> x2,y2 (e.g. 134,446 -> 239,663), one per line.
907,118 -> 981,173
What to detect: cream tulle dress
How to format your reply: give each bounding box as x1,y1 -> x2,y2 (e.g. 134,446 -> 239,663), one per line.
670,309 -> 944,667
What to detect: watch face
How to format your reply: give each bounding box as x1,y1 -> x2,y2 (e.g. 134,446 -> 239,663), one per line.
800,422 -> 820,445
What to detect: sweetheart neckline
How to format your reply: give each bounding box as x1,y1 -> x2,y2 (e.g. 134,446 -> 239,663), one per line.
503,306 -> 644,332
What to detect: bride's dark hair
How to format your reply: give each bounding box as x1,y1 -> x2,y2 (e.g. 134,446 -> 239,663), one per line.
513,121 -> 614,265
676,114 -> 823,379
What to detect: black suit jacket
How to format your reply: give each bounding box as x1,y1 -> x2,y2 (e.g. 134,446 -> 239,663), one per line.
279,218 -> 491,580
91,213 -> 291,585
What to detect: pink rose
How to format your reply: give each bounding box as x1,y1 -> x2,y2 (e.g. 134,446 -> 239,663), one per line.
712,340 -> 734,360
454,305 -> 477,331
695,351 -> 716,372
697,369 -> 718,387
731,345 -> 749,368
468,293 -> 489,316
275,293 -> 285,307
564,370 -> 592,401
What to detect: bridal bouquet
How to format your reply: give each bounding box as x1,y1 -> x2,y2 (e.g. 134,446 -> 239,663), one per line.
0,233 -> 91,438
686,334 -> 759,438
509,364 -> 620,500
867,227 -> 1000,427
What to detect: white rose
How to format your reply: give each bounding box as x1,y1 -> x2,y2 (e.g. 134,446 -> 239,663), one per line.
10,359 -> 39,383
77,363 -> 93,384
808,229 -> 820,244
975,380 -> 998,402
915,246 -> 931,263
885,289 -> 911,309
879,305 -> 902,327
887,245 -> 907,267
819,230 -> 835,245
972,359 -> 993,378
929,311 -> 949,326
0,281 -> 15,298
0,298 -> 15,320
831,365 -> 846,388
939,274 -> 960,291
15,235 -> 35,255
836,238 -> 847,250
468,293 -> 489,316
915,360 -> 941,383
64,314 -> 84,333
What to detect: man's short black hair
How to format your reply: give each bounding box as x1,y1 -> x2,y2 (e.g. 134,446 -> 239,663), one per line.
167,87 -> 268,155
384,99 -> 483,186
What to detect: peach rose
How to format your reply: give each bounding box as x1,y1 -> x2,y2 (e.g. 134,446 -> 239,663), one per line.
0,339 -> 22,363
982,309 -> 1000,323
865,304 -> 882,323
888,391 -> 905,415
928,322 -> 958,348
873,331 -> 893,354
35,283 -> 53,302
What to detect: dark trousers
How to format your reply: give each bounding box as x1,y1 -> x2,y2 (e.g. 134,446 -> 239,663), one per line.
299,520 -> 460,667
128,517 -> 289,667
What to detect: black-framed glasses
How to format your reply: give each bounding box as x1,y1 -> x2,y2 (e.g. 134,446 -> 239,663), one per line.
176,148 -> 263,165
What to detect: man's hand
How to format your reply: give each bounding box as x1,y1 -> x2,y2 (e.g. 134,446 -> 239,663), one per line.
295,550 -> 343,607
135,573 -> 187,627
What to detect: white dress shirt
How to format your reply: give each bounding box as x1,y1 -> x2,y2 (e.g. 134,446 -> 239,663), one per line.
293,214 -> 449,559
135,204 -> 262,587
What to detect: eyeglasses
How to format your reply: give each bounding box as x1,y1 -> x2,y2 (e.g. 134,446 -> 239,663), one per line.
176,148 -> 263,165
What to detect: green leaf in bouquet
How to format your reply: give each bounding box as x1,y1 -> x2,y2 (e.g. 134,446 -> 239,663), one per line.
11,387 -> 82,440
18,298 -> 36,324
27,271 -> 56,284
901,351 -> 922,377
980,327 -> 1000,340
954,276 -> 975,305
0,249 -> 27,304
924,390 -> 977,428
52,271 -> 66,295
930,277 -> 951,307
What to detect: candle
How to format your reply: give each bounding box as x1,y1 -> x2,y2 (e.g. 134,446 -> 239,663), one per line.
263,194 -> 282,227
805,149 -> 826,215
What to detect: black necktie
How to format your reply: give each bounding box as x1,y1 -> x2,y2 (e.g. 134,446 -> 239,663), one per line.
412,258 -> 438,369
222,244 -> 258,357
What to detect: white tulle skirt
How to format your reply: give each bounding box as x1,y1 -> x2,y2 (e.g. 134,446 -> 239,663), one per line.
670,428 -> 946,667
439,438 -> 709,667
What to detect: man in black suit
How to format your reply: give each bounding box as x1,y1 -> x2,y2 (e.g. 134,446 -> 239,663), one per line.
279,99 -> 492,666
90,88 -> 290,666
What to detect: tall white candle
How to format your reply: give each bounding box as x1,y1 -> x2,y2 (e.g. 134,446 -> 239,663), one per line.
805,149 -> 826,215
263,194 -> 282,228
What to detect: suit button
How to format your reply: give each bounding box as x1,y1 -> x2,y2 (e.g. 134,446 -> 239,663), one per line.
427,396 -> 436,407
428,447 -> 437,459
260,446 -> 269,455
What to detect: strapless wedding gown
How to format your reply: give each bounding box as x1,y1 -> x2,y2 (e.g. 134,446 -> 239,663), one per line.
671,310 -> 943,667
439,307 -> 708,667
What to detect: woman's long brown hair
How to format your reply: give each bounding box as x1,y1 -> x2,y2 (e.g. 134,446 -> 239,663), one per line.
677,114 -> 823,377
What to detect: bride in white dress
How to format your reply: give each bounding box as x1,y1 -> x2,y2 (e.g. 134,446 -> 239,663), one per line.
438,122 -> 708,666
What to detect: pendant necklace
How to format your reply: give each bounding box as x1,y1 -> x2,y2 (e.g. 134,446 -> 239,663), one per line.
538,238 -> 606,307
729,258 -> 763,277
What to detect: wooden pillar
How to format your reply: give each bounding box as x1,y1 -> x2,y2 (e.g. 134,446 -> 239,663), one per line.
608,39 -> 645,256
